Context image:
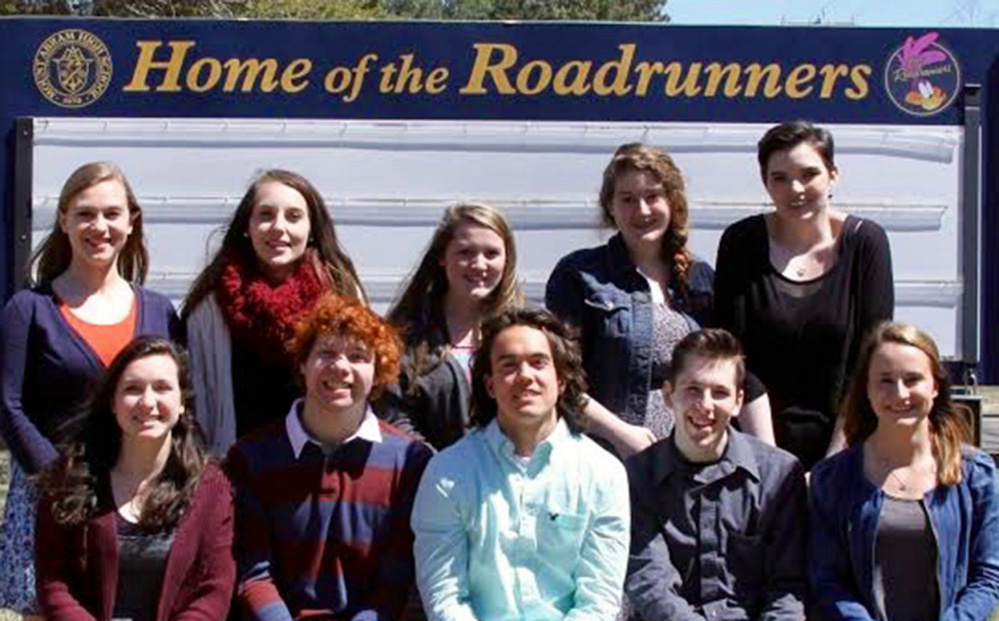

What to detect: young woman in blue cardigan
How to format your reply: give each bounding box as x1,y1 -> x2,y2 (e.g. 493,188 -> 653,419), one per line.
0,162 -> 181,616
810,322 -> 999,621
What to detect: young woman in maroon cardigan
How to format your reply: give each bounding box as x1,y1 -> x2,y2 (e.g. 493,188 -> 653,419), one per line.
0,162 -> 180,618
35,336 -> 235,621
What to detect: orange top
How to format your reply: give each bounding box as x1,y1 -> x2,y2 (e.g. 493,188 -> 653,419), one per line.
60,298 -> 138,367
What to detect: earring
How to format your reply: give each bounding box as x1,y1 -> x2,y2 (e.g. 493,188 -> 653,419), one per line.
243,231 -> 249,238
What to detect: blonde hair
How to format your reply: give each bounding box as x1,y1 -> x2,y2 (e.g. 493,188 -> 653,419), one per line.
841,322 -> 971,486
30,162 -> 148,284
387,202 -> 523,335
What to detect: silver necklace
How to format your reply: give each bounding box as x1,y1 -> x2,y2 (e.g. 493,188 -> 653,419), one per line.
887,468 -> 909,491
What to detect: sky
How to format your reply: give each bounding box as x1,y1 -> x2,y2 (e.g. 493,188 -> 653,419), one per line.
668,0 -> 999,28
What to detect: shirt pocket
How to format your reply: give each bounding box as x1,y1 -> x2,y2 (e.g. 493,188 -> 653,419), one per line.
537,510 -> 589,564
582,287 -> 632,339
727,530 -> 764,594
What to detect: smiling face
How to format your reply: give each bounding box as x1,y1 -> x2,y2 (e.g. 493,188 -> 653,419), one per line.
666,354 -> 744,463
248,180 -> 312,282
441,220 -> 506,309
485,325 -> 562,439
59,179 -> 134,273
301,332 -> 376,421
867,342 -> 939,431
609,169 -> 672,254
113,354 -> 184,444
764,142 -> 839,223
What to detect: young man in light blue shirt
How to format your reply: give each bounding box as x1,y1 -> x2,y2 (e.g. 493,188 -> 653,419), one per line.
412,308 -> 630,621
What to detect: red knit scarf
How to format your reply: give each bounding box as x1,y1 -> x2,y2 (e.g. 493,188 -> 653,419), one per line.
216,254 -> 327,363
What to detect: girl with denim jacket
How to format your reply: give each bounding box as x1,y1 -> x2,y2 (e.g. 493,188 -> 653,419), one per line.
374,203 -> 523,449
810,322 -> 999,621
547,143 -> 772,459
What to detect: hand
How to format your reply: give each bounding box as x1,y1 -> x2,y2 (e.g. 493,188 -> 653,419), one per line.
610,422 -> 656,459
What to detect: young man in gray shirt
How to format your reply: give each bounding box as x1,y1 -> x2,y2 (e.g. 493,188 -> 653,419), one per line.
625,329 -> 807,621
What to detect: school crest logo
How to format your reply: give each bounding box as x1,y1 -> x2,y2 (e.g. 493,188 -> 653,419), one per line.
33,29 -> 113,108
884,32 -> 960,117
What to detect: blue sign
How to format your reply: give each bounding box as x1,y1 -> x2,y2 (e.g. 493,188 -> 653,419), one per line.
2,20 -> 999,125
3,18 -> 999,353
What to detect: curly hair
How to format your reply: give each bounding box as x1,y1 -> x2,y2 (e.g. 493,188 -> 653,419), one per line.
757,120 -> 837,180
840,322 -> 971,486
37,337 -> 207,531
30,161 -> 149,285
288,294 -> 402,400
470,308 -> 588,433
598,143 -> 694,298
182,169 -> 364,320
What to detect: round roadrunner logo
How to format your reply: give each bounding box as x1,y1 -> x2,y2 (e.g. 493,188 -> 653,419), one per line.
884,32 -> 960,117
33,29 -> 113,108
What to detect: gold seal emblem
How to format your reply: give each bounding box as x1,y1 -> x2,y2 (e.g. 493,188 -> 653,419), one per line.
33,29 -> 113,108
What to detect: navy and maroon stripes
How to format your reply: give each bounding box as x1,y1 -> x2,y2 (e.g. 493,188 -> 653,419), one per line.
228,419 -> 432,621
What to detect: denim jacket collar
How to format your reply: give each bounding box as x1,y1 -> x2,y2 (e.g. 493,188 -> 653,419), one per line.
606,233 -> 702,305
605,233 -> 640,279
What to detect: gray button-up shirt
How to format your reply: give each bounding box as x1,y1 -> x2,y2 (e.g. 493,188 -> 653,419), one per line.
625,429 -> 808,621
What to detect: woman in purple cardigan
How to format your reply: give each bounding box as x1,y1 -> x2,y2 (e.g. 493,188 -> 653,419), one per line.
0,162 -> 181,616
35,336 -> 235,621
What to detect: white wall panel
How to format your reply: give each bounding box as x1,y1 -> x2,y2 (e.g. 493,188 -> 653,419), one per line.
31,118 -> 967,356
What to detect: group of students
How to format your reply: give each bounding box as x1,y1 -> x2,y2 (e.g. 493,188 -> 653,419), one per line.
0,118 -> 995,621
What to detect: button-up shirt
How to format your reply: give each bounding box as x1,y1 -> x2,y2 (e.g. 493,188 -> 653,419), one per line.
412,418 -> 630,621
625,429 -> 807,621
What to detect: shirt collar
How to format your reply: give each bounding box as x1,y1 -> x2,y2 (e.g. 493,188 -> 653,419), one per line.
650,427 -> 760,486
284,398 -> 383,460
484,416 -> 571,468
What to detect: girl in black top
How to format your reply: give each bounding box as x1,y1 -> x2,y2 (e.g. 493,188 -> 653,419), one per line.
714,120 -> 894,469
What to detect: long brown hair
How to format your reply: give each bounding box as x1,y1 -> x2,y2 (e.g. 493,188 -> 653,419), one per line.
387,203 -> 523,375
30,161 -> 148,285
182,169 -> 364,319
38,337 -> 207,530
841,322 -> 971,486
598,143 -> 694,297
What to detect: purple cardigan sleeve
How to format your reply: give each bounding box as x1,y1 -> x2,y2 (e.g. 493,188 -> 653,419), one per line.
0,293 -> 59,472
1,287 -> 181,474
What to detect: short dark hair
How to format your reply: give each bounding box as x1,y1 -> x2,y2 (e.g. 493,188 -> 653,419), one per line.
757,120 -> 836,179
668,328 -> 746,389
470,308 -> 587,433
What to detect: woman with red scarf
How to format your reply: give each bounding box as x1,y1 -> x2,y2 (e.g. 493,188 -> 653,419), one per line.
182,170 -> 364,455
